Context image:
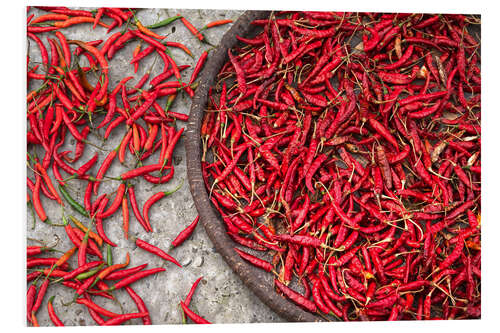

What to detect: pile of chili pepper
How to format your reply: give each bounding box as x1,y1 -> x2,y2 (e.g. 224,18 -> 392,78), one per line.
201,11 -> 481,321
27,6 -> 232,326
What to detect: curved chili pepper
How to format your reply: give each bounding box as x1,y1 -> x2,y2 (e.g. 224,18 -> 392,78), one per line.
161,127 -> 184,167
227,49 -> 247,94
67,40 -> 108,99
76,298 -> 120,318
58,183 -> 89,217
47,296 -> 64,326
124,286 -> 151,325
178,15 -> 204,41
130,29 -> 166,51
130,45 -> 155,65
305,153 -> 327,193
93,197 -> 117,247
27,284 -> 37,323
234,247 -> 273,272
30,278 -> 49,317
203,19 -> 233,29
32,173 -> 49,223
98,183 -> 126,219
105,263 -> 148,281
54,16 -> 110,29
363,27 -> 380,52
126,90 -> 159,126
275,279 -> 317,312
171,215 -> 199,248
133,21 -> 163,42
135,238 -> 181,267
103,267 -> 166,292
189,51 -> 208,85
102,312 -> 149,326
62,261 -> 104,281
27,257 -> 69,270
179,301 -> 211,324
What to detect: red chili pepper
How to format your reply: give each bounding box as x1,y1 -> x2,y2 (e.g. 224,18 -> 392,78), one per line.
98,183 -> 126,219
28,32 -> 49,69
30,278 -> 49,316
105,263 -> 148,281
202,19 -> 233,29
76,298 -> 121,318
363,27 -> 380,52
125,286 -> 151,325
135,238 -> 181,267
35,162 -> 63,205
125,185 -> 150,233
234,247 -> 273,272
126,90 -> 159,126
94,197 -> 117,247
275,279 -> 317,313
161,127 -> 184,167
27,257 -> 70,270
54,16 -> 110,28
47,296 -> 64,326
284,40 -> 322,64
189,51 -> 208,85
62,261 -> 104,280
179,15 -> 204,41
228,49 -> 247,94
305,153 -> 328,193
101,312 -> 149,326
171,215 -> 200,248
273,234 -> 323,248
27,284 -> 37,323
104,267 -> 166,292
179,301 -> 211,324
54,31 -> 71,69
180,277 -> 202,310
368,117 -> 400,151
32,173 -> 48,223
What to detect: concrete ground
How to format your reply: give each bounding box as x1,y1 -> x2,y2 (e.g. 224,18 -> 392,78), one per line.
27,7 -> 283,326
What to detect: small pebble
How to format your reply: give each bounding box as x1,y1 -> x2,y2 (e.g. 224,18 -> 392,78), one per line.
181,257 -> 193,266
193,256 -> 204,267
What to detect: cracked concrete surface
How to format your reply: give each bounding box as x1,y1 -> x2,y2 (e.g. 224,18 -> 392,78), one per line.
27,7 -> 283,326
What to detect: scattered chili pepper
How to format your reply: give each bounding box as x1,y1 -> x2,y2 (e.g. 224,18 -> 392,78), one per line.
178,15 -> 204,41
135,238 -> 182,267
171,215 -> 199,248
179,301 -> 211,324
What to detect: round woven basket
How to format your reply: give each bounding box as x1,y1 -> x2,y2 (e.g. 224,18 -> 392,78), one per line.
185,10 -> 323,323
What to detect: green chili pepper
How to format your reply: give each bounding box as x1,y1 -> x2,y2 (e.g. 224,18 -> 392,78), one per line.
165,94 -> 176,112
146,15 -> 182,29
62,214 -> 69,226
180,304 -> 187,324
59,184 -> 90,218
75,265 -> 103,280
106,244 -> 113,266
